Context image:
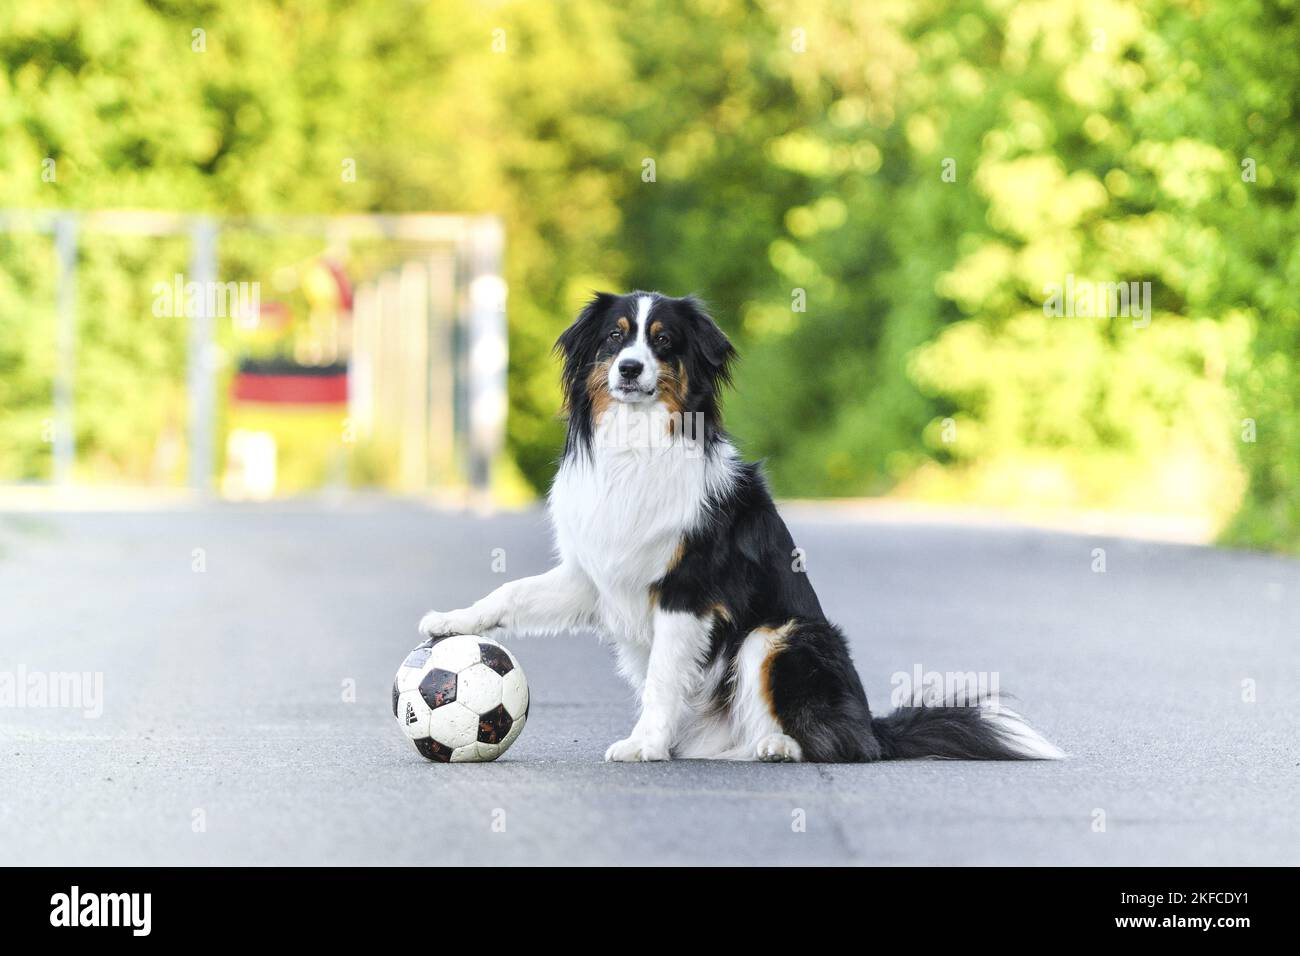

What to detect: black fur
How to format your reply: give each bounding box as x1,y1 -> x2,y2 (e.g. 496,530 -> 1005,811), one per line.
871,700 -> 1041,760
555,291 -> 618,458
555,292 -> 1053,763
653,465 -> 885,762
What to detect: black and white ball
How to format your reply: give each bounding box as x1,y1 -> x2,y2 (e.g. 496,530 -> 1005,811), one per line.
393,635 -> 528,762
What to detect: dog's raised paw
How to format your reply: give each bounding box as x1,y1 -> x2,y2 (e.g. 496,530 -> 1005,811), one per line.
755,733 -> 803,762
418,610 -> 473,638
604,736 -> 670,762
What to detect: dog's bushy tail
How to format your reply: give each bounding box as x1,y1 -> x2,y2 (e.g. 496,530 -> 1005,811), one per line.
871,698 -> 1064,761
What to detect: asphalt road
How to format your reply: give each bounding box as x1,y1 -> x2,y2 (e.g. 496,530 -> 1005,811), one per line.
1,501 -> 1296,865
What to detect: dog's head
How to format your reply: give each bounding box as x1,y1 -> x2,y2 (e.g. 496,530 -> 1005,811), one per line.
555,291 -> 735,450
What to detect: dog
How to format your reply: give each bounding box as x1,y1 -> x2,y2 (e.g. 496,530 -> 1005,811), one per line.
419,291 -> 1063,762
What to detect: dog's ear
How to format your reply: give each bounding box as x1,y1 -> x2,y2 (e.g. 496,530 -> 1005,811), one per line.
679,295 -> 735,388
555,292 -> 616,411
555,291 -> 616,363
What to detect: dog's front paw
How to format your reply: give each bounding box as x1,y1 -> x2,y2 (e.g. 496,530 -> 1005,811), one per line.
418,609 -> 477,638
604,735 -> 671,762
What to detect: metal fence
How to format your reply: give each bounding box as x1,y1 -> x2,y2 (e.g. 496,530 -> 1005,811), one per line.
0,208 -> 506,497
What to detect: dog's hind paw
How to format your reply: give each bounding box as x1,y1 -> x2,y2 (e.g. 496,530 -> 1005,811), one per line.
755,733 -> 803,762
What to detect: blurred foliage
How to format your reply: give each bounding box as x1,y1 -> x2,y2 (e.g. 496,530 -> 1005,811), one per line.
0,0 -> 1297,549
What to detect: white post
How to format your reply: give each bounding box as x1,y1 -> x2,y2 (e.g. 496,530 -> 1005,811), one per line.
349,282 -> 377,439
398,261 -> 430,490
426,252 -> 456,485
188,217 -> 218,492
52,214 -> 78,485
463,217 -> 507,500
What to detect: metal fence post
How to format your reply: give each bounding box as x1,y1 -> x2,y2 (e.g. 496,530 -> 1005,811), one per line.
426,251 -> 456,485
462,217 -> 507,499
188,217 -> 218,492
52,214 -> 78,485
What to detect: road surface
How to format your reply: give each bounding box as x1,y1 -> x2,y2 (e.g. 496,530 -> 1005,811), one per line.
1,501 -> 1296,865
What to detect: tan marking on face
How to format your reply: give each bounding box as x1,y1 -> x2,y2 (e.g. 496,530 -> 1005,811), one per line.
617,317 -> 630,334
649,320 -> 664,338
586,359 -> 613,419
757,620 -> 797,722
710,603 -> 733,626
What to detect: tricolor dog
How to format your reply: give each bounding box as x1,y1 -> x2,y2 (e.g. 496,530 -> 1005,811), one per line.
419,291 -> 1063,763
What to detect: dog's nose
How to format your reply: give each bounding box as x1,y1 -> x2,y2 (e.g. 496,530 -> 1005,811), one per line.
618,359 -> 644,380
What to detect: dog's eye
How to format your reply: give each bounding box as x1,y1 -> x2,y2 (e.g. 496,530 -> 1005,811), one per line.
608,329 -> 624,343
654,334 -> 670,348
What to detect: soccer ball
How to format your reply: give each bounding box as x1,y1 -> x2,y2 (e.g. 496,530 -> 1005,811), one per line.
392,635 -> 529,762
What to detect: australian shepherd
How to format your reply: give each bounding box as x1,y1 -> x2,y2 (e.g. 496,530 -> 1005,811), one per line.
419,291 -> 1063,763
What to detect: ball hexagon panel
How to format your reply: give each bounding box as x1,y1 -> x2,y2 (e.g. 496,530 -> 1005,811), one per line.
418,668 -> 458,709
396,689 -> 432,740
427,636 -> 484,672
500,668 -> 528,720
451,742 -> 491,762
477,704 -> 513,745
472,742 -> 501,761
456,662 -> 503,714
401,640 -> 435,669
479,642 -> 514,676
499,712 -> 526,752
414,737 -> 454,762
428,700 -> 480,749
395,641 -> 435,694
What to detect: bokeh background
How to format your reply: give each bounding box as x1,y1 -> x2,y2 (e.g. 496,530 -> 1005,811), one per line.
1,0 -> 1297,551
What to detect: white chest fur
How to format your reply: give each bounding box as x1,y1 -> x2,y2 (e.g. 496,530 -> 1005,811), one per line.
549,402 -> 735,642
